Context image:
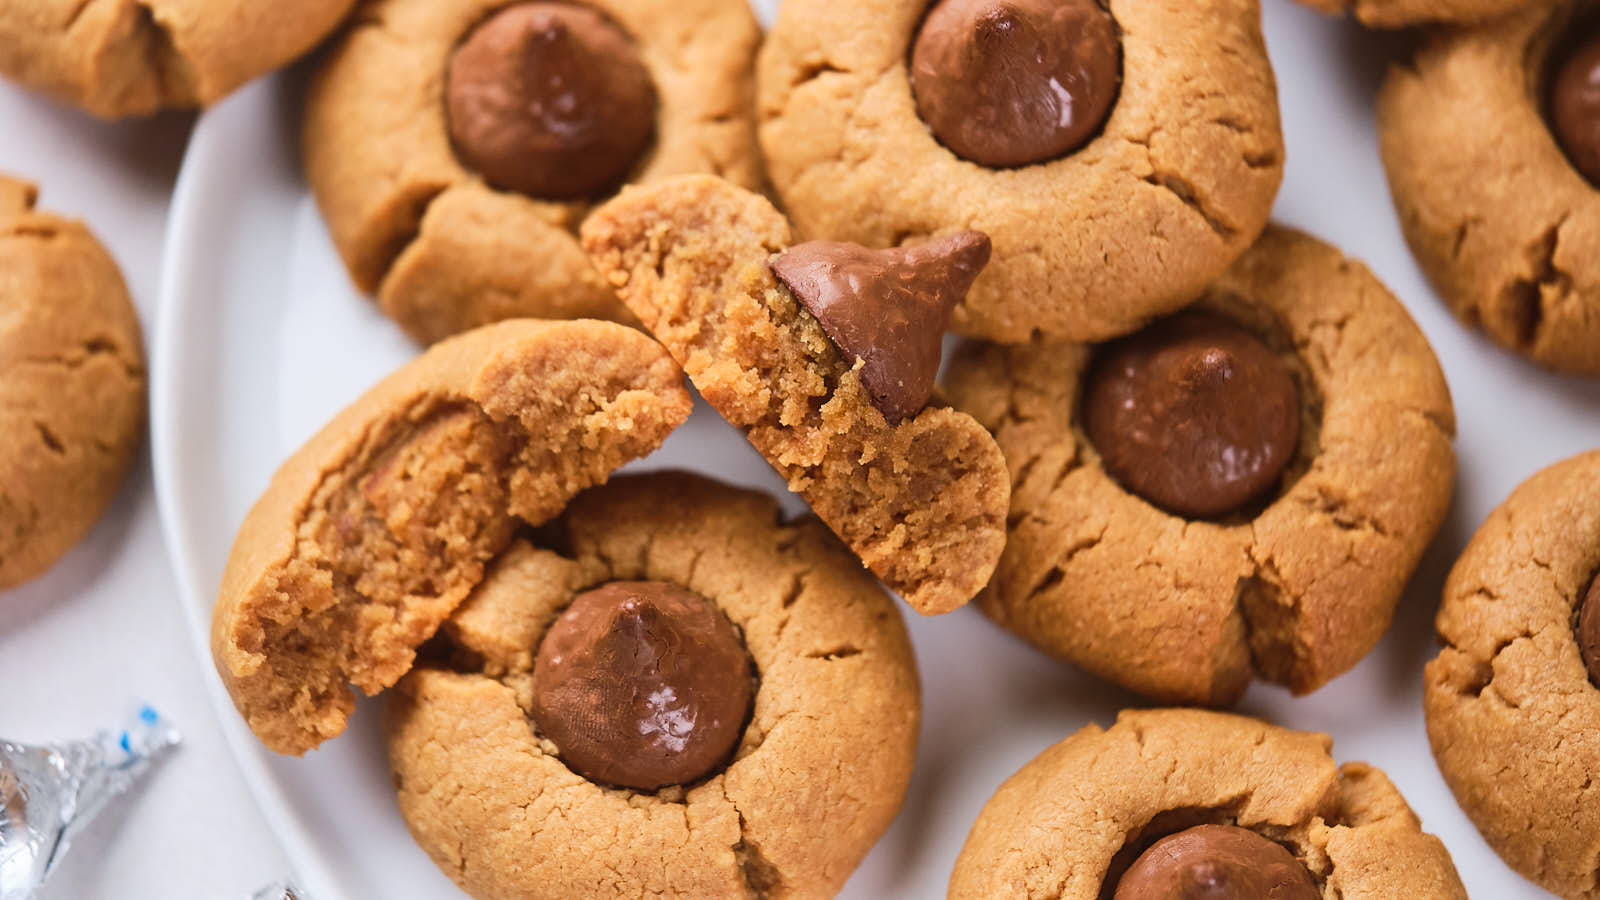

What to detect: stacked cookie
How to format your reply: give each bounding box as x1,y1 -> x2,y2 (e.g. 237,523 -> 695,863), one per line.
189,0 -> 1600,898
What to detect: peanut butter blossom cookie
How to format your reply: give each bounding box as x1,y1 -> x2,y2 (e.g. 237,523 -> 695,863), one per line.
0,176 -> 145,592
0,0 -> 355,117
1380,2 -> 1600,375
1425,451 -> 1600,899
950,709 -> 1468,899
581,175 -> 1010,617
304,0 -> 763,345
945,226 -> 1456,704
211,319 -> 692,755
388,473 -> 920,900
756,0 -> 1284,343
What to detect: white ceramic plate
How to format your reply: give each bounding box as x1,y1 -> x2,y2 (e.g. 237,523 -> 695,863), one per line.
154,2 -> 1600,898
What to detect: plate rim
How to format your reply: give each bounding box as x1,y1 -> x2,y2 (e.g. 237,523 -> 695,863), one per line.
150,80 -> 354,900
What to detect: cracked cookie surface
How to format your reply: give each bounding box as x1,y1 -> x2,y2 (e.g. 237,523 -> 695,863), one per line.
755,0 -> 1283,344
949,708 -> 1467,899
581,175 -> 1010,617
304,0 -> 763,346
1424,450 -> 1600,899
944,226 -> 1456,704
0,175 -> 144,592
1379,1 -> 1600,375
0,0 -> 356,117
210,319 -> 692,756
386,472 -> 920,900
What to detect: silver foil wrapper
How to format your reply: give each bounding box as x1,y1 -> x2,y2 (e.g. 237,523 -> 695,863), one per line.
0,707 -> 179,899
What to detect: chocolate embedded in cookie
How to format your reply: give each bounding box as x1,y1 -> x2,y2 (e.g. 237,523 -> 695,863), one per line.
447,3 -> 656,199
949,709 -> 1469,899
1424,450 -> 1600,900
1576,570 -> 1600,686
1378,5 -> 1600,374
304,0 -> 763,346
771,232 -> 991,424
910,0 -> 1122,168
386,472 -> 921,900
1112,825 -> 1320,900
1549,28 -> 1600,186
1083,312 -> 1300,520
532,581 -> 753,790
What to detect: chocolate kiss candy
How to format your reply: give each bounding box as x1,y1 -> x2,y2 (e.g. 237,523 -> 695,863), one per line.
1550,29 -> 1600,187
770,231 -> 992,425
532,581 -> 752,791
911,0 -> 1122,168
1112,824 -> 1321,900
446,2 -> 656,200
1578,571 -> 1600,687
1084,312 -> 1301,519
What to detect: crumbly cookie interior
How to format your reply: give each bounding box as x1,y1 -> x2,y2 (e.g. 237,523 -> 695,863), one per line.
582,175 -> 1008,615
217,321 -> 692,755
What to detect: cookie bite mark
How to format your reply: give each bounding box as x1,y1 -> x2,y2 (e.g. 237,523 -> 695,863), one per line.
580,175 -> 1010,615
445,3 -> 657,200
211,320 -> 692,756
910,0 -> 1122,168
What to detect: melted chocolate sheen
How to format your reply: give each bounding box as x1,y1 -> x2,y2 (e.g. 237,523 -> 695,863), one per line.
911,0 -> 1122,168
446,2 -> 656,199
1579,572 -> 1600,687
1084,312 -> 1301,520
770,231 -> 992,425
1551,29 -> 1600,187
531,581 -> 752,791
1113,825 -> 1321,900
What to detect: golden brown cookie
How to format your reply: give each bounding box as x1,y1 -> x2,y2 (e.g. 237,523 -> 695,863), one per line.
1297,0 -> 1546,27
387,471 -> 920,900
756,0 -> 1284,344
305,0 -> 763,345
1425,450 -> 1600,899
944,226 -> 1456,704
949,709 -> 1467,899
211,319 -> 692,755
580,175 -> 1010,617
0,175 -> 145,592
0,0 -> 355,118
1379,2 -> 1600,375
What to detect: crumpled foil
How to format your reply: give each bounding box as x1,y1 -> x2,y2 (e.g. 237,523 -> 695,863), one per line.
0,707 -> 180,899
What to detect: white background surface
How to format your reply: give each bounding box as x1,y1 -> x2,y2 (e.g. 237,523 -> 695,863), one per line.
0,88 -> 287,895
3,0 -> 1600,898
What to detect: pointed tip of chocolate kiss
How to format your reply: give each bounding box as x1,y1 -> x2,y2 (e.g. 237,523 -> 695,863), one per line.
770,230 -> 992,425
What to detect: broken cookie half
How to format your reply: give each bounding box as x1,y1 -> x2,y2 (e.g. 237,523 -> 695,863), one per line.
211,319 -> 692,756
580,175 -> 1009,616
